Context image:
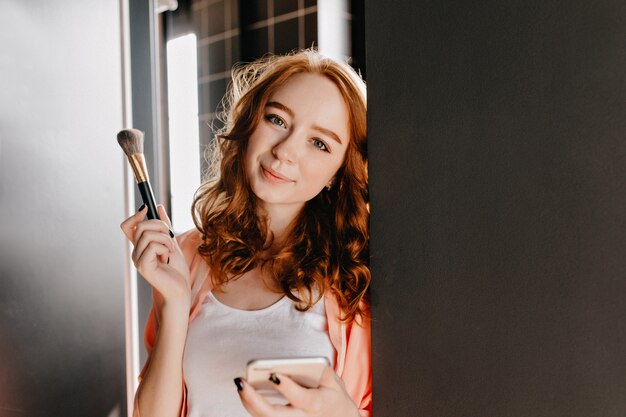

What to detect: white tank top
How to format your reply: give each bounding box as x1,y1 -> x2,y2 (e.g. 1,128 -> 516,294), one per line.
183,291 -> 335,417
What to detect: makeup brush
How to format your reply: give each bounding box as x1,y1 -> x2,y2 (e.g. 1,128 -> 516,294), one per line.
117,128 -> 160,220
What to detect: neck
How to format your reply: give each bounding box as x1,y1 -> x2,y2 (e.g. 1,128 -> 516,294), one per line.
258,201 -> 304,246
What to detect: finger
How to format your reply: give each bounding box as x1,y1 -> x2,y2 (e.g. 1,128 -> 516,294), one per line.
268,373 -> 315,410
132,230 -> 176,263
237,378 -> 303,417
134,240 -> 171,273
120,205 -> 148,241
236,378 -> 281,417
134,218 -> 174,247
156,204 -> 173,230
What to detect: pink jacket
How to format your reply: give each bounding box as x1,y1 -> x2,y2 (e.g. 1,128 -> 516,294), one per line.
135,228 -> 372,417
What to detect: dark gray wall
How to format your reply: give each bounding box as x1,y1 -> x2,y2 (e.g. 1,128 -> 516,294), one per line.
0,2 -> 127,416
367,1 -> 626,416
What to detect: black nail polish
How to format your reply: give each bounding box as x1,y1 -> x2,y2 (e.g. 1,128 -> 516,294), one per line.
234,377 -> 244,391
167,257 -> 170,264
137,204 -> 145,212
169,229 -> 174,238
269,373 -> 280,385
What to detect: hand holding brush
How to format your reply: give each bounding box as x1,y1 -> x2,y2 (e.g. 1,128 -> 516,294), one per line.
117,128 -> 176,265
118,128 -> 190,308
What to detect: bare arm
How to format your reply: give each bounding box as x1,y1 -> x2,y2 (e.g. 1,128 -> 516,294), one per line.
121,205 -> 193,417
134,300 -> 190,417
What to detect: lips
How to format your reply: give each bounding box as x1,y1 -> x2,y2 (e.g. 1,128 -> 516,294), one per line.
261,165 -> 294,183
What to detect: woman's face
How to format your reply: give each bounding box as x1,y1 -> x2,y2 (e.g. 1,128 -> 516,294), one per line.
244,72 -> 350,212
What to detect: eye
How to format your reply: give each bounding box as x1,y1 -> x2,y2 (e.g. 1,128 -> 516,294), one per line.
311,138 -> 330,152
265,114 -> 286,128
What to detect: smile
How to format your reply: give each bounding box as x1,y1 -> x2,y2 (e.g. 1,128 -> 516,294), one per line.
261,166 -> 294,183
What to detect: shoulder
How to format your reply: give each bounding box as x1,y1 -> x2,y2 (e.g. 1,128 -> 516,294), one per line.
175,228 -> 203,263
174,228 -> 214,309
175,227 -> 203,247
324,292 -> 370,328
323,293 -> 371,353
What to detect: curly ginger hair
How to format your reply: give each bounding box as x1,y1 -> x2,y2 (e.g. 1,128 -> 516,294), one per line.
191,49 -> 369,323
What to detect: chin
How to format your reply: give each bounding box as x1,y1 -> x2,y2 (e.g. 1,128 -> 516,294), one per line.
250,187 -> 286,205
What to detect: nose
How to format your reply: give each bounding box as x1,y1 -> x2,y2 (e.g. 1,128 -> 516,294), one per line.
271,131 -> 300,164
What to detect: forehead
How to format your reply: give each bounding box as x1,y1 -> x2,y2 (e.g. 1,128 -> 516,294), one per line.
268,72 -> 350,143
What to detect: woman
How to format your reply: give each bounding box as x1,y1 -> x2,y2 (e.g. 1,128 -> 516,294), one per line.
121,49 -> 371,417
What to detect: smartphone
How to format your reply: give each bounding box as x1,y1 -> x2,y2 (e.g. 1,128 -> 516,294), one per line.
246,356 -> 330,404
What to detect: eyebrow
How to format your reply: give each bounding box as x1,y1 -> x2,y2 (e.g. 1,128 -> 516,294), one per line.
266,101 -> 344,145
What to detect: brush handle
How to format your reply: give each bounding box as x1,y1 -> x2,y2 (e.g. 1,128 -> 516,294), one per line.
137,181 -> 159,220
